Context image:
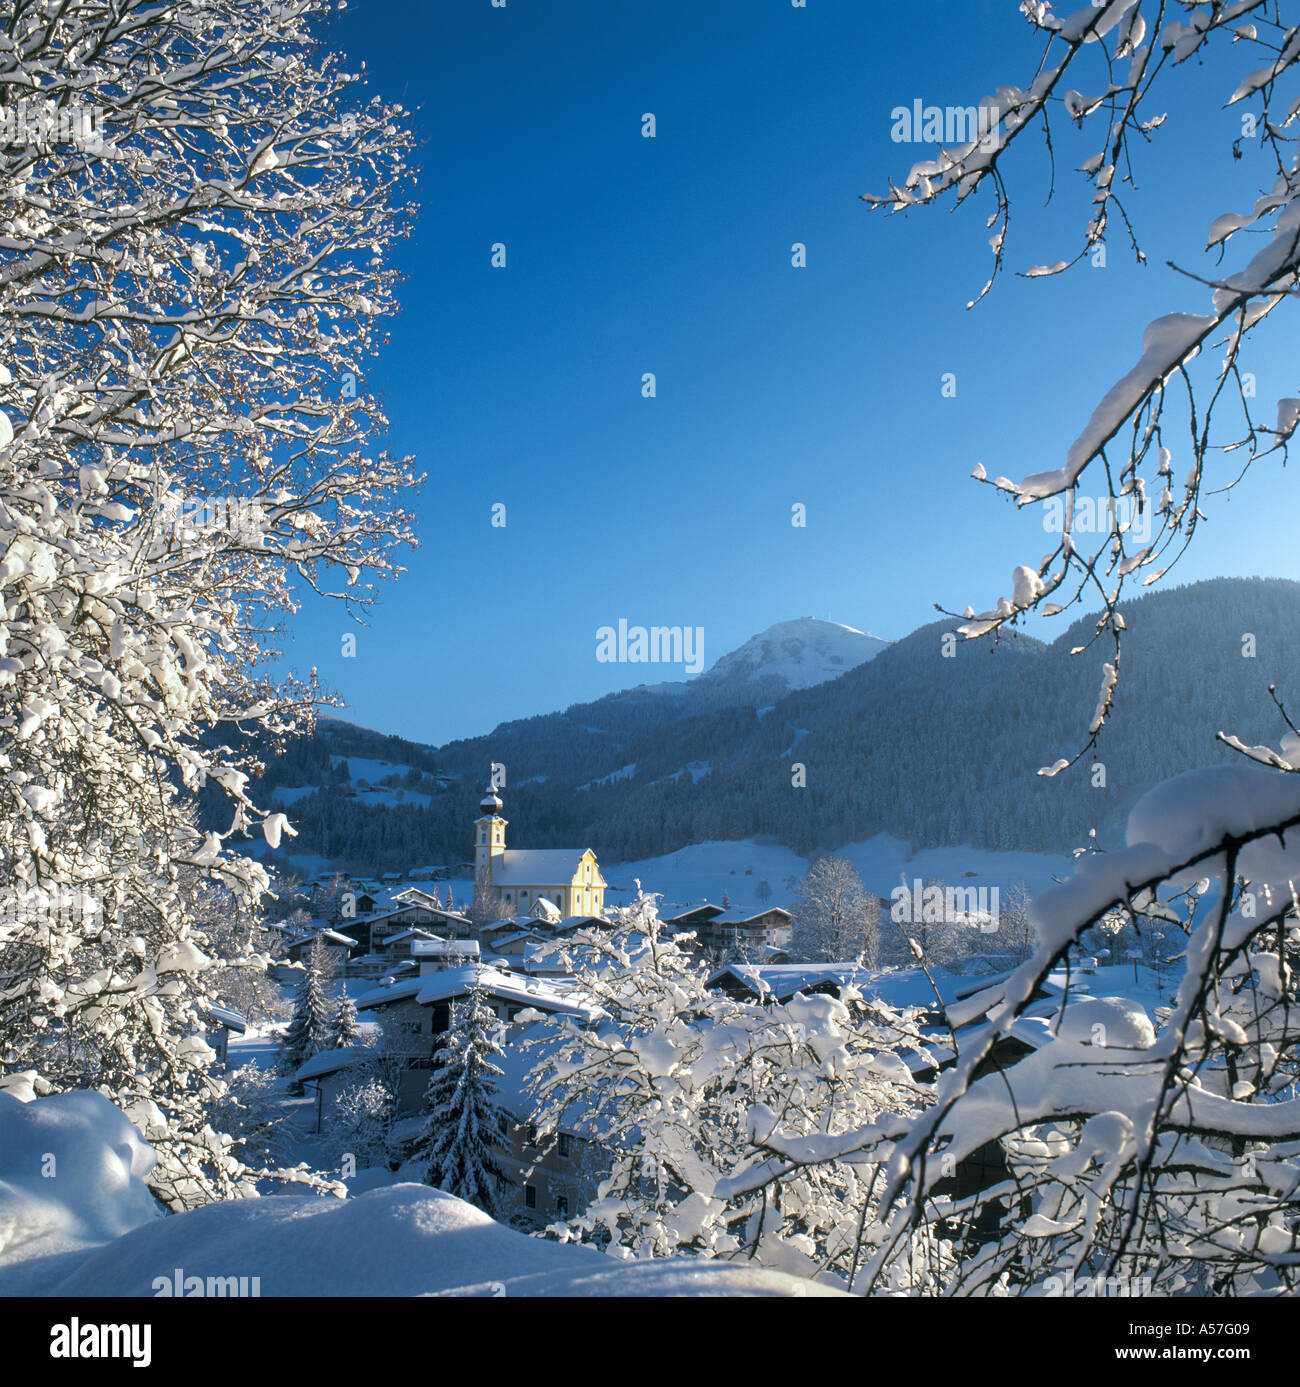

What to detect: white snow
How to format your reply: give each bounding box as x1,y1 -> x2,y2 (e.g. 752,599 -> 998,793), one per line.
697,617 -> 889,692
604,835 -> 1069,913
0,1091 -> 161,1295
49,1183 -> 837,1297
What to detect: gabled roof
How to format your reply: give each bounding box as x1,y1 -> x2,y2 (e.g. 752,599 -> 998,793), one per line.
206,1004 -> 247,1033
663,904 -> 725,926
702,906 -> 792,926
492,849 -> 595,887
355,962 -> 598,1020
492,930 -> 548,950
288,928 -> 357,948
412,938 -> 480,958
413,964 -> 601,1020
294,1045 -> 372,1083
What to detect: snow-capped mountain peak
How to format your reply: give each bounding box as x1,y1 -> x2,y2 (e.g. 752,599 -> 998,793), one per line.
698,617 -> 889,692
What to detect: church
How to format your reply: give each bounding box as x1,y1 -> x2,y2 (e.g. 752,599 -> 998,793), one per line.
474,786 -> 607,918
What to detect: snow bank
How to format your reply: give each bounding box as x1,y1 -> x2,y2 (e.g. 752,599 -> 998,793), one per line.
54,1183 -> 838,1297
0,1090 -> 161,1294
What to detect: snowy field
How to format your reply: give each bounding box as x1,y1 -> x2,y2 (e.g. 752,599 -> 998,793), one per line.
600,835 -> 1071,913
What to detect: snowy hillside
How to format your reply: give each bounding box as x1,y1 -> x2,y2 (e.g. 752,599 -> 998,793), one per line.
602,835 -> 1071,914
240,578 -> 1300,876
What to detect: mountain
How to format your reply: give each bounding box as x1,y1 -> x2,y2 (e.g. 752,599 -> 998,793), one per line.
232,578 -> 1300,875
692,617 -> 889,697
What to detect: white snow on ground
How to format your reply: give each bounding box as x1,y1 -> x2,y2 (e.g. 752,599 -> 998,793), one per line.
0,1091 -> 835,1296
604,836 -> 1070,912
0,1090 -> 161,1295
51,1183 -> 838,1297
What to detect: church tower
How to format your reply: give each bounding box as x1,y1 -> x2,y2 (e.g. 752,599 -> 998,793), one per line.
474,785 -> 507,896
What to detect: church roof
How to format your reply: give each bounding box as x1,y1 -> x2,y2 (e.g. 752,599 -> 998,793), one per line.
492,848 -> 594,887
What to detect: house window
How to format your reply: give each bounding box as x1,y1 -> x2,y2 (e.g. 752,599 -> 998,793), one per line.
524,1185 -> 536,1209
558,1133 -> 572,1159
555,1195 -> 569,1218
526,1123 -> 538,1148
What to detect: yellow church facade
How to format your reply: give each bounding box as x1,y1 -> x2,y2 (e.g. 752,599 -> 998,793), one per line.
474,787 -> 607,918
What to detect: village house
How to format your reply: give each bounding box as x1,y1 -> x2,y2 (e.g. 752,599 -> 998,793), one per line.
281,927 -> 357,969
473,786 -> 607,919
664,903 -> 793,956
356,961 -> 601,1113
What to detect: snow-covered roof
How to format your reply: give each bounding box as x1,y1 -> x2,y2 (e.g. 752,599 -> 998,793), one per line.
206,1005 -> 247,1033
413,964 -> 601,1019
356,978 -> 424,1009
294,1045 -> 372,1083
289,927 -> 357,948
412,938 -> 480,958
383,927 -> 443,947
492,849 -> 593,887
553,914 -> 607,933
663,904 -> 725,924
701,906 -> 792,926
493,929 -> 546,947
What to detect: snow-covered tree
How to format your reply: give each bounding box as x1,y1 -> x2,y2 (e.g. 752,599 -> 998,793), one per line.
527,890 -> 935,1282
0,0 -> 414,1207
325,1070 -> 394,1174
279,936 -> 335,1091
734,1 -> 1300,1293
419,976 -> 509,1216
332,991 -> 362,1048
792,857 -> 882,964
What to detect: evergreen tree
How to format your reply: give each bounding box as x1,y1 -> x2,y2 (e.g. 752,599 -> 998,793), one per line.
279,935 -> 336,1090
419,976 -> 508,1215
333,990 -> 362,1048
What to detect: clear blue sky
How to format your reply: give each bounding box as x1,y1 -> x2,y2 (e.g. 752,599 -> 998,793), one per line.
281,0 -> 1300,743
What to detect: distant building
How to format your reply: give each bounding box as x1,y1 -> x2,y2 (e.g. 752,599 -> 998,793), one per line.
664,903 -> 792,955
473,786 -> 607,919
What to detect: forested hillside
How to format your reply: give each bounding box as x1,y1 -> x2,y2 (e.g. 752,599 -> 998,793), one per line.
237,578 -> 1300,872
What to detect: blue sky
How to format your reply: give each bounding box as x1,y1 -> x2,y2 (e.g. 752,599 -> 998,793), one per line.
282,0 -> 1300,743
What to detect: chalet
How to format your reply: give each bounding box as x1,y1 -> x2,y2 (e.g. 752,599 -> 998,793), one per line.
697,906 -> 792,953
356,962 -> 601,1111
662,904 -> 725,934
340,902 -> 456,954
411,937 -> 480,969
294,1045 -> 374,1133
490,927 -> 548,960
665,903 -> 792,956
473,786 -> 607,919
283,927 -> 357,967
